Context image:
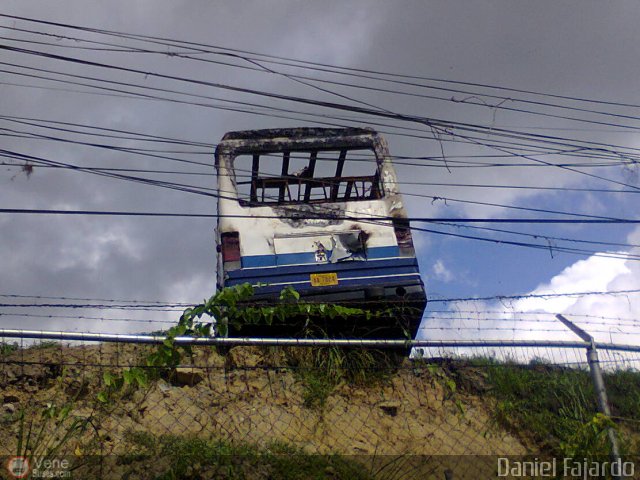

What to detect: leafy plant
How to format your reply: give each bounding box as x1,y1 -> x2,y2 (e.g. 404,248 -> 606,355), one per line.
1,341 -> 19,355
97,284 -> 388,404
14,401 -> 94,477
559,413 -> 618,459
457,357 -> 635,457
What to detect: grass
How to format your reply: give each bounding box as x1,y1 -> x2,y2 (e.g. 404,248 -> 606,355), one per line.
120,431 -> 373,480
279,346 -> 401,409
487,363 -> 594,450
26,340 -> 60,350
460,358 -> 640,456
604,369 -> 640,420
0,341 -> 19,354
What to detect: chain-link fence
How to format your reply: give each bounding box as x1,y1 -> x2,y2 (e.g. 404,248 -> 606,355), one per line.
1,334 -> 639,479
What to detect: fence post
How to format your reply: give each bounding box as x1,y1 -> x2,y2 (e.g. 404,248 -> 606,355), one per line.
556,314 -> 621,469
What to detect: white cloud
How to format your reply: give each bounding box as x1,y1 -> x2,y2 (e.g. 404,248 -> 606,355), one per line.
432,259 -> 454,283
514,254 -> 632,315
420,227 -> 640,364
512,227 -> 640,335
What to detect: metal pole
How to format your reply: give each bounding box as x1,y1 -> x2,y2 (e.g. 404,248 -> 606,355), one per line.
556,315 -> 621,471
2,328 -> 640,352
0,329 -> 598,349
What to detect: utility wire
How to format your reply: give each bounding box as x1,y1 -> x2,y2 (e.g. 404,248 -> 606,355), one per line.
1,208 -> 639,224
1,288 -> 638,310
4,15 -> 640,115
4,45 -> 640,168
4,60 -> 640,175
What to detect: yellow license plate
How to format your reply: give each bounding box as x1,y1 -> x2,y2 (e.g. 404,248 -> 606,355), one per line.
310,272 -> 338,287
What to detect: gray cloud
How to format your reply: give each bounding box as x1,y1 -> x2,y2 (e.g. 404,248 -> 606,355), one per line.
1,0 -> 638,337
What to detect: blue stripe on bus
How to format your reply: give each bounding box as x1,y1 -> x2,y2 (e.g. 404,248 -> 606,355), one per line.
225,258 -> 423,297
229,256 -> 419,281
241,245 -> 400,268
225,271 -> 424,295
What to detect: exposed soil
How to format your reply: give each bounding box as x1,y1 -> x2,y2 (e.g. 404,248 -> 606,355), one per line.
1,344 -> 529,478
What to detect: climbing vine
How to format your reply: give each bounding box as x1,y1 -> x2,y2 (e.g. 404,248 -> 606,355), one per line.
98,283 -> 379,402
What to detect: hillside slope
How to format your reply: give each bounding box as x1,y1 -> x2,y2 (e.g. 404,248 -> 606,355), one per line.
1,343 -> 637,479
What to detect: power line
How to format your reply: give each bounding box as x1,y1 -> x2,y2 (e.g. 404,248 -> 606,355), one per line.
409,224 -> 640,261
4,44 -> 640,168
1,288 -> 638,310
0,114 -> 214,148
3,144 -> 639,260
6,161 -> 638,192
400,219 -> 640,261
4,57 -> 640,179
4,12 -> 640,186
428,289 -> 640,304
0,208 -> 639,224
3,111 -> 637,171
2,140 -> 634,223
4,14 -> 640,117
433,221 -> 640,249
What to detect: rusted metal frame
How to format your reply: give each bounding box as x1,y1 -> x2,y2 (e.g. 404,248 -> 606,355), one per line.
254,178 -> 285,204
330,149 -> 347,201
246,174 -> 378,206
353,180 -> 362,199
303,151 -> 318,203
221,132 -> 376,158
344,180 -> 353,200
250,154 -> 260,202
370,170 -> 382,199
279,151 -> 290,202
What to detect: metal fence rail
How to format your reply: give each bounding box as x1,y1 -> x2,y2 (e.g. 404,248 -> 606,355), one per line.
2,328 -> 640,352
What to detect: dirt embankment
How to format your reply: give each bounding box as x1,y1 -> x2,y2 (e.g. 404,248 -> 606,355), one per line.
0,344 -> 528,459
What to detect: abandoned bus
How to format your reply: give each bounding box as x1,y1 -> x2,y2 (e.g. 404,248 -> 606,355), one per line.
215,127 -> 426,338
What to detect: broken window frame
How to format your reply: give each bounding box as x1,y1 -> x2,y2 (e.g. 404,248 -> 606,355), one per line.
234,147 -> 384,206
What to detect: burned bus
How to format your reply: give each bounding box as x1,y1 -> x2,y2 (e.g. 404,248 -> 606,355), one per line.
215,127 -> 426,339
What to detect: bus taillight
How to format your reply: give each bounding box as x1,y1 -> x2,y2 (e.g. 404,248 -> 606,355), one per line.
393,218 -> 415,255
221,232 -> 241,268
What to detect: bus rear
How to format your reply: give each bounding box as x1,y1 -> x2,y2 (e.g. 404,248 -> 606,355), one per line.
215,127 -> 426,338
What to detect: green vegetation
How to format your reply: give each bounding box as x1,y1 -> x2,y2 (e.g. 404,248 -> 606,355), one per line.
0,341 -> 19,354
121,431 -> 373,480
465,358 -> 640,457
27,340 -> 60,350
604,369 -> 640,420
98,284 -> 401,407
12,401 -> 94,477
284,346 -> 399,409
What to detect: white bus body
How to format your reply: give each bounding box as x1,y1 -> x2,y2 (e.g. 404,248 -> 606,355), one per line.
215,127 -> 426,338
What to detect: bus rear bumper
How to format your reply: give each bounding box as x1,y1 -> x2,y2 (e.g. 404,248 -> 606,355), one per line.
223,257 -> 426,339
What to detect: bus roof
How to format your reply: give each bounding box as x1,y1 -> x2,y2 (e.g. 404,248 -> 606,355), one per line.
219,127 -> 376,142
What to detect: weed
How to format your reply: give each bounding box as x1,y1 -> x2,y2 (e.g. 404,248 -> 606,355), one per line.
559,413 -> 618,459
27,340 -> 59,350
1,341 -> 19,355
465,357 -> 635,456
284,346 -> 400,409
300,368 -> 334,409
13,401 -> 95,475
604,369 -> 640,421
122,432 -> 372,479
